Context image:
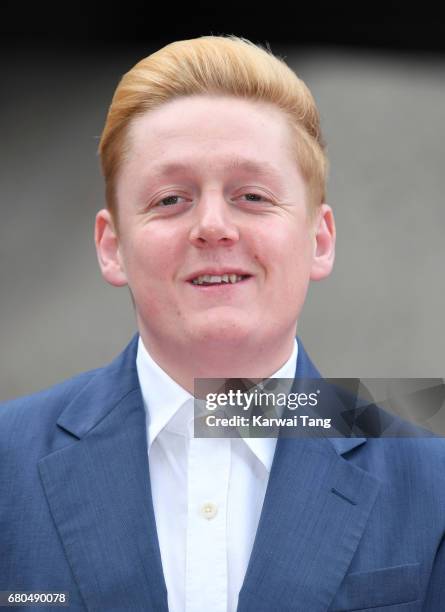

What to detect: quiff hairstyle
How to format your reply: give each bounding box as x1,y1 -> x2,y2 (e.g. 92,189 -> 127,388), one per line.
98,35 -> 328,219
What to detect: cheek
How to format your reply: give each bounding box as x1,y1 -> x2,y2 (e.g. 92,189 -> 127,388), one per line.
254,226 -> 312,274
267,236 -> 314,304
125,230 -> 178,278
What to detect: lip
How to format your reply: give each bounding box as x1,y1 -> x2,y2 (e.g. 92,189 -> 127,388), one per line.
186,275 -> 253,292
185,269 -> 253,283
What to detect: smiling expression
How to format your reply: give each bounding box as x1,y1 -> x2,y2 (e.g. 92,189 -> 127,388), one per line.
96,95 -> 335,361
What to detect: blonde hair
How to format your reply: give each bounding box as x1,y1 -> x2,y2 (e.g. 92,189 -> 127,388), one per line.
98,35 -> 328,217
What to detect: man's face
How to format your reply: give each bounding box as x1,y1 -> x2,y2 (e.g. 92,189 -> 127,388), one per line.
96,95 -> 335,355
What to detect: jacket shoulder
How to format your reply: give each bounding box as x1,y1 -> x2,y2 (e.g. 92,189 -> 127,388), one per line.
0,368 -> 102,441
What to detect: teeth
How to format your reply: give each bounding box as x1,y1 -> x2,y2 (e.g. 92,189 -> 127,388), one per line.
191,274 -> 246,285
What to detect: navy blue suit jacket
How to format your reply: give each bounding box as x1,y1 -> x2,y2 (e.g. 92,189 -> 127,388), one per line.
1,335 -> 445,611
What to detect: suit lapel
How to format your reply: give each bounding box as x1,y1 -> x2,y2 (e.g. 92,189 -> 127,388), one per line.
237,437 -> 380,612
38,336 -> 168,612
238,342 -> 381,612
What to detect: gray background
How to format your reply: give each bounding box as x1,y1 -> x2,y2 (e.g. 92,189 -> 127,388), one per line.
1,44 -> 444,401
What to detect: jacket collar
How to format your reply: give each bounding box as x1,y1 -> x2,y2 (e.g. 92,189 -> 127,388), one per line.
56,334 -> 365,456
292,339 -> 367,456
56,333 -> 140,439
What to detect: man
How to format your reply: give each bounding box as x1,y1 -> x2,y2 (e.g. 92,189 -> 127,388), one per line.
1,35 -> 444,612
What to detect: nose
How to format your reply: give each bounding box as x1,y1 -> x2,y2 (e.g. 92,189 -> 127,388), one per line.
188,190 -> 240,248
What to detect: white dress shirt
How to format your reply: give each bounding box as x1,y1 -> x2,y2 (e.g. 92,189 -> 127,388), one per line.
136,337 -> 298,612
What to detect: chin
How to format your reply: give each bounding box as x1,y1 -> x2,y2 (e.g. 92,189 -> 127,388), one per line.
191,317 -> 254,348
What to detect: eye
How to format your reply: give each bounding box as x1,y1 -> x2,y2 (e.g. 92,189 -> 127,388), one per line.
242,193 -> 264,201
156,194 -> 187,207
237,192 -> 272,205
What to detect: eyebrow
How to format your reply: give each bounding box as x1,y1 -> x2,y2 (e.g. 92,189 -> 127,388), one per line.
147,156 -> 284,184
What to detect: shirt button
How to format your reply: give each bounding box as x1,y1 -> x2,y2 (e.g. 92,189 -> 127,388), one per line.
200,502 -> 218,520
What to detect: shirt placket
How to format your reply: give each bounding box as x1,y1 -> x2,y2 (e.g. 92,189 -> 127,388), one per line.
185,435 -> 231,612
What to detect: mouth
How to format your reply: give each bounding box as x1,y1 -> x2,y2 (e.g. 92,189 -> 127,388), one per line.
189,273 -> 251,286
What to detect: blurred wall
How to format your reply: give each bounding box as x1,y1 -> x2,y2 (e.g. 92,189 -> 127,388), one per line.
1,44 -> 444,401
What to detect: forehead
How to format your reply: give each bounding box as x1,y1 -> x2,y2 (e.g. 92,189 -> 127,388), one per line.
123,95 -> 296,175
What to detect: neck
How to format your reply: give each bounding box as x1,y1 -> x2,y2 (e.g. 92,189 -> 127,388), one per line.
138,329 -> 297,395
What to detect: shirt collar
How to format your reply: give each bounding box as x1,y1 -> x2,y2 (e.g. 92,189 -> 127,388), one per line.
136,337 -> 193,449
242,341 -> 298,472
136,336 -> 298,472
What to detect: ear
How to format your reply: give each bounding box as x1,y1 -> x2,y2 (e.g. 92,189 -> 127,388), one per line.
310,203 -> 336,281
94,209 -> 128,287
